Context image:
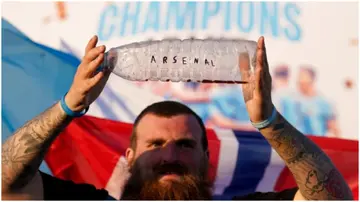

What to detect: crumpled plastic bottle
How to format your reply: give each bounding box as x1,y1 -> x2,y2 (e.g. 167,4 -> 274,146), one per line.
99,38 -> 257,83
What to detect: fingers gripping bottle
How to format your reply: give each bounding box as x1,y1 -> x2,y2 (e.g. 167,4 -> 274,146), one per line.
99,38 -> 257,83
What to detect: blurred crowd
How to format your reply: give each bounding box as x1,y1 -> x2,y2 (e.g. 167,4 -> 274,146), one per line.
136,65 -> 340,138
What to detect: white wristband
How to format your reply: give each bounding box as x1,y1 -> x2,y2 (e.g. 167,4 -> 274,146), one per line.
251,108 -> 277,129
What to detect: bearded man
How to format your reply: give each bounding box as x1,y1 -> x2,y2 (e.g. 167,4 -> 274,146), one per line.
2,36 -> 352,200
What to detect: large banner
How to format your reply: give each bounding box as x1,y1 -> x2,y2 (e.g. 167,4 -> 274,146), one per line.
2,2 -> 359,199
2,2 -> 358,139
3,18 -> 357,199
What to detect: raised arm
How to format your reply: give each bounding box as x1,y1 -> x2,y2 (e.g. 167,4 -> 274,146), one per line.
259,111 -> 351,200
2,103 -> 71,195
240,37 -> 352,200
2,35 -> 112,199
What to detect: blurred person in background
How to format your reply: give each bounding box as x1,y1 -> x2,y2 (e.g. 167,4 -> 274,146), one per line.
271,65 -> 298,127
207,83 -> 256,131
296,66 -> 340,137
206,52 -> 256,131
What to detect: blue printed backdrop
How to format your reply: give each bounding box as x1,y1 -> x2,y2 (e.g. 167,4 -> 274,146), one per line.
97,2 -> 301,41
1,2 -> 358,198
2,1 -> 358,146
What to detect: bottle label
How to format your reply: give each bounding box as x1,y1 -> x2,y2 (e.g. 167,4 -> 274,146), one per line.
150,55 -> 215,67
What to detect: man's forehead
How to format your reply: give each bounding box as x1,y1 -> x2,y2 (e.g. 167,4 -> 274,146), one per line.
135,113 -> 203,141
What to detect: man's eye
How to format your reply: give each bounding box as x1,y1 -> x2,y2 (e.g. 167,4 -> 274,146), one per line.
179,142 -> 194,149
151,141 -> 163,147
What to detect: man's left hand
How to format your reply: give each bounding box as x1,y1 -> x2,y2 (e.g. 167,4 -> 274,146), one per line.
239,37 -> 274,123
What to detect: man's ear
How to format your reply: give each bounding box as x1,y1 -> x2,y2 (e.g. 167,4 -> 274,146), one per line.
125,148 -> 135,168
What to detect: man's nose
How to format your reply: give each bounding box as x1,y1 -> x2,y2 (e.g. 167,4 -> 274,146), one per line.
160,143 -> 179,162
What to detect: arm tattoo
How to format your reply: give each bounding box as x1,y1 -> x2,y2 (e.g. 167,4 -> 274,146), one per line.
2,103 -> 73,192
260,113 -> 352,200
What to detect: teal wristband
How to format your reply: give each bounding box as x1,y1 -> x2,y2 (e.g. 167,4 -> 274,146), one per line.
251,108 -> 277,129
60,93 -> 89,117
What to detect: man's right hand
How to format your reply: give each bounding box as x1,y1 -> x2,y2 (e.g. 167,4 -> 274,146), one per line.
2,35 -> 113,200
65,35 -> 111,112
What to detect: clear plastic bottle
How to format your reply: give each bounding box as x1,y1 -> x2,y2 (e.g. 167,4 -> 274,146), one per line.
99,38 -> 257,83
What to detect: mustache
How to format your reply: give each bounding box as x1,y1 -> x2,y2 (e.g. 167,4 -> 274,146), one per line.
153,162 -> 189,176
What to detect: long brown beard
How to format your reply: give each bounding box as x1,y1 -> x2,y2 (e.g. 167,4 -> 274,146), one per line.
121,174 -> 212,200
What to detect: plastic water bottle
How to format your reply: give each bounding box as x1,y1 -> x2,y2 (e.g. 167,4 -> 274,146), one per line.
99,38 -> 257,83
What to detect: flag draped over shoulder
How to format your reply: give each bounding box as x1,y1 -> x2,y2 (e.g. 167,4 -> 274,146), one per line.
2,18 -> 358,200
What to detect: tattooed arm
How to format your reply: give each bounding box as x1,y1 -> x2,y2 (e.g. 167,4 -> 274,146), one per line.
2,103 -> 72,197
240,37 -> 352,200
260,112 -> 352,200
2,36 -> 112,199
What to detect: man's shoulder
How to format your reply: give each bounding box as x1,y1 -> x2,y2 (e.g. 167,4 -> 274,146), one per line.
232,188 -> 298,200
40,171 -> 109,200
